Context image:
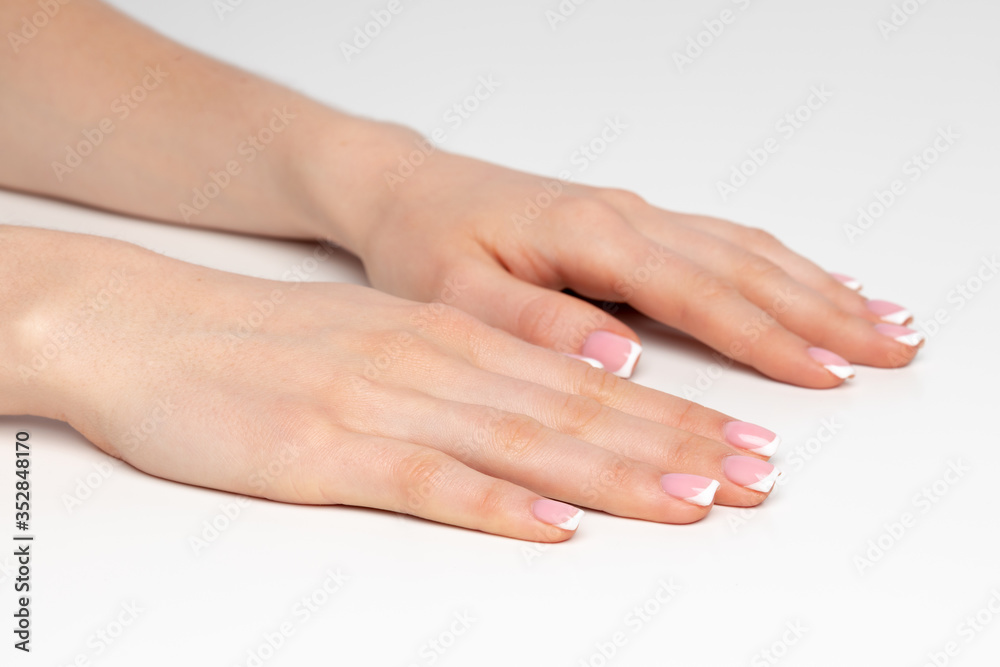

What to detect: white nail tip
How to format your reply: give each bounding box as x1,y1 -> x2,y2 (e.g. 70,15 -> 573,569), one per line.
749,435 -> 781,458
880,309 -> 912,325
555,509 -> 584,531
744,468 -> 781,493
565,354 -> 605,369
613,341 -> 643,379
824,364 -> 855,380
894,332 -> 924,346
685,480 -> 720,506
841,279 -> 863,291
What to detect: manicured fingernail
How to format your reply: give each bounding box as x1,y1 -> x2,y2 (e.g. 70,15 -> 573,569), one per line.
581,331 -> 642,379
874,323 -> 924,347
831,272 -> 862,291
723,456 -> 780,493
807,346 -> 855,380
563,353 -> 605,369
867,299 -> 912,325
723,421 -> 781,457
531,498 -> 584,530
660,473 -> 720,506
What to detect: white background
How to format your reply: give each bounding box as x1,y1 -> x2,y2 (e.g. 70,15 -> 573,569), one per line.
2,0 -> 999,665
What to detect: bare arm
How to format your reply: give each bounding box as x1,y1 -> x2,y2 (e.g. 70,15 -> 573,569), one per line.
0,0 -> 404,252
0,0 -> 920,388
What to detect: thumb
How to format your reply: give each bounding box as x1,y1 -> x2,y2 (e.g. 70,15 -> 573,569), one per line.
447,262 -> 643,378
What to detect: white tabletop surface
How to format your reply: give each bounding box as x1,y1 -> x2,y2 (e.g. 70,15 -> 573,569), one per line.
2,1 -> 998,665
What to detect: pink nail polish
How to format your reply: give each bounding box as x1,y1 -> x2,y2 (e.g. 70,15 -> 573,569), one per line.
723,421 -> 781,457
581,331 -> 642,379
723,456 -> 780,493
874,323 -> 925,347
807,346 -> 855,380
867,299 -> 912,325
831,272 -> 862,291
660,473 -> 720,506
531,498 -> 584,530
563,353 -> 605,369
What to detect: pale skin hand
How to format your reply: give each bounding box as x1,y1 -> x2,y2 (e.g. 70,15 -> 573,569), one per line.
337,150 -> 923,387
0,0 -> 922,390
2,226 -> 777,541
0,1 -> 917,538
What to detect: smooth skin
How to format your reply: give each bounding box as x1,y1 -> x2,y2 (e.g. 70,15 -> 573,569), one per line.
3,226 -> 771,541
0,1 -> 921,539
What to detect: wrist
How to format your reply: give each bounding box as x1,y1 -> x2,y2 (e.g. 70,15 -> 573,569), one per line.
283,109 -> 428,255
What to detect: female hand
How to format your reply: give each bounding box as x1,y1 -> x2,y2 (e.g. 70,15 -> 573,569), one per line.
0,0 -> 921,391
330,138 -> 923,387
6,226 -> 782,541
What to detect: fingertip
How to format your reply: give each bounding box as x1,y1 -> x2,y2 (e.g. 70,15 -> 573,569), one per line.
831,272 -> 863,292
866,299 -> 913,326
884,340 -> 923,368
806,347 -> 855,385
743,340 -> 854,389
530,498 -> 584,541
722,421 -> 781,458
875,323 -> 925,348
580,330 -> 642,378
875,324 -> 926,368
660,474 -> 720,507
714,456 -> 781,507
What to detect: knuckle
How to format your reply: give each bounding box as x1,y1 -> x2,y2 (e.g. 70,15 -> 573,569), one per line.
250,401 -> 326,459
742,226 -> 782,251
674,268 -> 738,327
554,393 -> 608,437
550,195 -> 627,230
573,365 -> 628,408
824,308 -> 860,334
431,304 -> 497,362
515,293 -> 569,346
493,412 -> 549,460
668,401 -> 731,443
247,413 -> 345,503
408,300 -> 461,332
470,478 -> 511,518
597,187 -> 647,211
407,299 -> 488,351
670,399 -> 703,436
736,254 -> 786,284
659,433 -> 700,472
466,406 -> 504,453
436,303 -> 484,338
356,324 -> 444,379
333,374 -> 378,404
594,456 -> 634,493
688,268 -> 738,304
396,451 -> 450,511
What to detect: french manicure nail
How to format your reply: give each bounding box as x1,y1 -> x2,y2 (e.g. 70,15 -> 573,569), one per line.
563,353 -> 605,369
867,299 -> 912,325
531,498 -> 584,530
723,421 -> 781,457
874,323 -> 924,347
723,456 -> 780,493
581,331 -> 642,379
831,272 -> 863,292
660,473 -> 720,506
807,346 -> 855,380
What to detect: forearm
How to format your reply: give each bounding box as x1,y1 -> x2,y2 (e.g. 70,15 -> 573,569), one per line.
0,0 -> 411,253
